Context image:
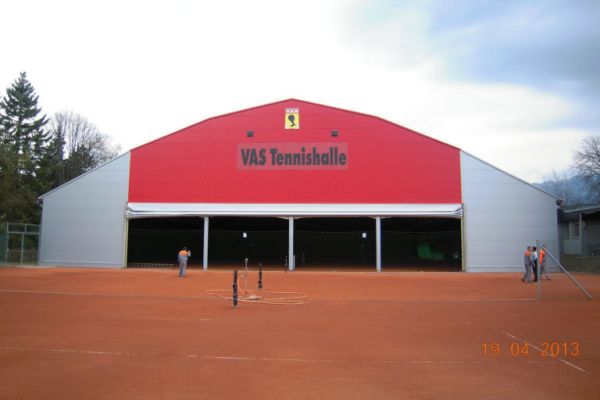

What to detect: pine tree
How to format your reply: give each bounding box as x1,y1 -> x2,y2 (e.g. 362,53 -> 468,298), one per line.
0,72 -> 49,223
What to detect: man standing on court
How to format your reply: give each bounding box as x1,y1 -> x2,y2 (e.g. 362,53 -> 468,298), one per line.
178,246 -> 191,278
522,246 -> 533,283
531,246 -> 538,282
539,244 -> 551,280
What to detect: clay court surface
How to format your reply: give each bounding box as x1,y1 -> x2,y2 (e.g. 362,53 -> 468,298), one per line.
1,267 -> 600,399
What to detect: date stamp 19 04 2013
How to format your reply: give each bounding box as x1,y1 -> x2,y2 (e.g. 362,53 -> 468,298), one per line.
482,342 -> 581,358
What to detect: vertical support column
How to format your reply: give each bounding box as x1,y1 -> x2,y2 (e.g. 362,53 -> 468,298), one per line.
36,223 -> 42,266
579,213 -> 584,255
20,232 -> 25,264
376,216 -> 382,272
122,218 -> 129,268
3,222 -> 8,264
203,217 -> 209,271
460,206 -> 466,272
288,217 -> 295,271
536,239 -> 542,301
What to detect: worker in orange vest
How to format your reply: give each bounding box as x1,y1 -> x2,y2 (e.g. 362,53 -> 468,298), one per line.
522,246 -> 533,283
539,245 -> 551,280
178,246 -> 191,278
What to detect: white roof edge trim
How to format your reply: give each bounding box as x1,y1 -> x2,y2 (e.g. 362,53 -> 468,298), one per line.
126,203 -> 463,218
460,150 -> 560,201
38,152 -> 131,201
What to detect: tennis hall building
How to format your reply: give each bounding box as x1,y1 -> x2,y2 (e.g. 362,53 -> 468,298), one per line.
38,99 -> 559,272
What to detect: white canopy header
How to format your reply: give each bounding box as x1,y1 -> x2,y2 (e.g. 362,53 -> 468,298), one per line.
126,203 -> 463,219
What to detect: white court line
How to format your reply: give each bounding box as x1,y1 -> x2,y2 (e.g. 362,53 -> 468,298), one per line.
381,359 -> 554,365
308,298 -> 536,303
79,350 -> 132,356
203,356 -> 254,361
382,360 -> 476,364
503,332 -> 591,375
0,345 -> 132,357
204,355 -> 333,363
560,359 -> 591,374
0,288 -> 537,303
1,346 -> 330,363
0,288 -> 209,301
0,345 -> 34,351
44,348 -> 132,356
0,346 -> 573,368
260,357 -> 332,362
47,349 -> 78,353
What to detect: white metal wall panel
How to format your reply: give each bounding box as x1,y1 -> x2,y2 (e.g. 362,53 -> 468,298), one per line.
38,153 -> 130,267
461,152 -> 559,272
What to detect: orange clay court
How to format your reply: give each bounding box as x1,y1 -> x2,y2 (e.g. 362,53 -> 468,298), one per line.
1,267 -> 600,400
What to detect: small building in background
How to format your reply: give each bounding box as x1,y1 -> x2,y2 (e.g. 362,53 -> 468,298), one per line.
559,204 -> 600,256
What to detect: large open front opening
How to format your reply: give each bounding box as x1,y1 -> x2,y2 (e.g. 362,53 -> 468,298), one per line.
295,217 -> 375,268
382,217 -> 461,271
127,217 -> 204,267
126,214 -> 462,271
209,217 -> 288,267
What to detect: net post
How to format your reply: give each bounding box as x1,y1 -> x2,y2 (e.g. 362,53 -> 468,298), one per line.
258,262 -> 263,289
243,258 -> 249,293
232,269 -> 238,307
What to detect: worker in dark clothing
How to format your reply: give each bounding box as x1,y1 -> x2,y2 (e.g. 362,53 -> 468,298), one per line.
522,246 -> 533,283
531,246 -> 538,282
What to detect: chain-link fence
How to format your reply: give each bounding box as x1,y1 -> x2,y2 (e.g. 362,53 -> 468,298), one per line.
0,223 -> 40,265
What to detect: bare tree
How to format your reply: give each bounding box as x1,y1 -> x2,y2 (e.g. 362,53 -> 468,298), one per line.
573,135 -> 600,201
47,111 -> 120,187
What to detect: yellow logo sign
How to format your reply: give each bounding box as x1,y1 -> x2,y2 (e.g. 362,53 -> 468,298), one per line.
285,108 -> 300,129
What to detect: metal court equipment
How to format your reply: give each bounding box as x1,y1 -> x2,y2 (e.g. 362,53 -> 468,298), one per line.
232,269 -> 238,307
536,240 -> 593,301
205,258 -> 307,306
258,262 -> 263,289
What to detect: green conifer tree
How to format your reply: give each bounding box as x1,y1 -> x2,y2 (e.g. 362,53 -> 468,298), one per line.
0,72 -> 49,223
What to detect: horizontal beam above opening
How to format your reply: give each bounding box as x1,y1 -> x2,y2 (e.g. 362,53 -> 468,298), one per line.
126,203 -> 463,219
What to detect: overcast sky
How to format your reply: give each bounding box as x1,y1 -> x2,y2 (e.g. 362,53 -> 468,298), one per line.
1,0 -> 598,182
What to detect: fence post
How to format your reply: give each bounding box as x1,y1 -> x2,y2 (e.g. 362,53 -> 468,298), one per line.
1,223 -> 6,264
20,232 -> 25,264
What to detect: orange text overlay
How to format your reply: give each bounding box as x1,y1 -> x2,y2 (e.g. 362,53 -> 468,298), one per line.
482,342 -> 581,358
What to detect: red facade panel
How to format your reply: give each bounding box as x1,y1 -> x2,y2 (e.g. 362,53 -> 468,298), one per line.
128,100 -> 461,204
